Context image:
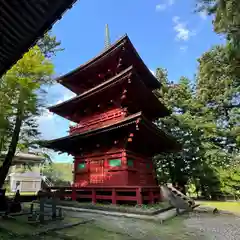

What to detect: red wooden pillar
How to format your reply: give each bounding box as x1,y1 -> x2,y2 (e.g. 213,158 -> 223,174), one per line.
92,189 -> 96,204
136,187 -> 143,205
112,188 -> 117,204
71,188 -> 77,201
149,190 -> 154,204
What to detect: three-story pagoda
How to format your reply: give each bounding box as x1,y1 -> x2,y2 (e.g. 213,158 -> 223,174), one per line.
45,35 -> 180,204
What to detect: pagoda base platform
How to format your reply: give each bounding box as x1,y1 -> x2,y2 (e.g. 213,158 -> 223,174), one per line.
47,186 -> 162,205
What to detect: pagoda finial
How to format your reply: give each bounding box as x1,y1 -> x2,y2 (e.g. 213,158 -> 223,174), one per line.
105,24 -> 111,49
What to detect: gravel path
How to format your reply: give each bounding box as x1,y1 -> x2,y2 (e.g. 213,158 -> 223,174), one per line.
65,211 -> 164,239
65,210 -> 240,240
30,204 -> 240,239
184,212 -> 240,240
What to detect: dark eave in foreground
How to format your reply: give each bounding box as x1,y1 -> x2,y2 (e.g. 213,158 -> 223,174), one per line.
0,0 -> 77,78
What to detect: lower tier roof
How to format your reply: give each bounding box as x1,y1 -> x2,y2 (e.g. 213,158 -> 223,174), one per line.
44,112 -> 181,156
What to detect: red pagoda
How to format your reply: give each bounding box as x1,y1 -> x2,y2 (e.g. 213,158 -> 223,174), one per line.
45,35 -> 180,205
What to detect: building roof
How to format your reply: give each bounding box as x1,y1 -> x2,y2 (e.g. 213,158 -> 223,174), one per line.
0,0 -> 77,78
57,35 -> 161,93
0,152 -> 45,165
49,66 -> 170,122
44,112 -> 180,156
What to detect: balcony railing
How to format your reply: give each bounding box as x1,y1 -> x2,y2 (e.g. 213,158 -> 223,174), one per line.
69,108 -> 126,135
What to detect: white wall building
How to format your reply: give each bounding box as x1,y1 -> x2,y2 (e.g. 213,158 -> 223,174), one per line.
1,151 -> 45,193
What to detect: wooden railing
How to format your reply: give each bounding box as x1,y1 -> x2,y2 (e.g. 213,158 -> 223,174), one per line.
69,108 -> 126,134
48,186 -> 162,205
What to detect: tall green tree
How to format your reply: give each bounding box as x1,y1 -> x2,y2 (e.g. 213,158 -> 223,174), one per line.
0,46 -> 54,188
198,0 -> 240,83
154,66 -> 238,198
154,68 -> 203,193
0,32 -> 62,188
197,45 -> 240,157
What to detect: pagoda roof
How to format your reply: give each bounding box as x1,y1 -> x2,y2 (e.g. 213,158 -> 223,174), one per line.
44,112 -> 181,156
49,66 -> 170,121
0,0 -> 77,78
57,35 -> 161,93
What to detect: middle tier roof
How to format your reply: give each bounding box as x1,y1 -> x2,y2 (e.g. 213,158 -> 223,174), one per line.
49,66 -> 170,122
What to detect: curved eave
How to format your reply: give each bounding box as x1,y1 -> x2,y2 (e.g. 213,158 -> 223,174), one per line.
43,112 -> 142,151
49,66 -> 170,120
49,66 -> 134,117
139,117 -> 182,153
57,35 -> 128,83
43,112 -> 180,154
0,0 -> 77,78
57,35 -> 161,91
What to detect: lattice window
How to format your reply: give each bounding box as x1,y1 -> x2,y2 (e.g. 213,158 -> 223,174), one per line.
78,162 -> 86,169
127,159 -> 134,167
109,159 -> 121,167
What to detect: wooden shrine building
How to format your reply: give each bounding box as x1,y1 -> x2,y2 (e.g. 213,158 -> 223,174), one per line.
45,35 -> 180,204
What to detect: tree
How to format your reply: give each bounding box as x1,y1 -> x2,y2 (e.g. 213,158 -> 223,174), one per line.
37,32 -> 64,58
154,68 -> 203,194
0,32 -> 63,189
0,46 -> 54,188
154,66 -> 239,198
197,45 -> 240,158
198,0 -> 240,85
42,163 -> 72,186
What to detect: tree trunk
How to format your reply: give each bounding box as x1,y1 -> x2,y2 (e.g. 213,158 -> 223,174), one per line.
0,89 -> 24,189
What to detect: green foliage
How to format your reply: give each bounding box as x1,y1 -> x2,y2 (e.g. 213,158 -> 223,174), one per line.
37,31 -> 64,58
154,0 -> 240,198
0,46 -> 55,187
0,46 -> 54,150
198,0 -> 240,84
42,163 -> 73,186
154,65 -> 239,198
0,31 -> 62,187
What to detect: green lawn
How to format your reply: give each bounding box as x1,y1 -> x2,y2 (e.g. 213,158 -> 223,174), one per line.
6,191 -> 36,196
197,201 -> 240,213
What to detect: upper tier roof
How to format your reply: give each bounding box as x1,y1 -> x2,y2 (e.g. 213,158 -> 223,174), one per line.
49,66 -> 170,122
57,35 -> 161,93
0,0 -> 77,78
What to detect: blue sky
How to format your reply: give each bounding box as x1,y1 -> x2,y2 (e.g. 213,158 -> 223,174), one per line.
38,0 -> 224,162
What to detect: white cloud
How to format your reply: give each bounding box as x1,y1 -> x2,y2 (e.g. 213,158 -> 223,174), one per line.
36,86 -> 77,141
199,10 -> 208,20
41,109 -> 54,120
54,89 -> 76,105
179,46 -> 188,52
172,16 -> 196,41
150,69 -> 155,76
156,0 -> 175,11
37,87 -> 76,125
168,0 -> 175,5
156,4 -> 167,11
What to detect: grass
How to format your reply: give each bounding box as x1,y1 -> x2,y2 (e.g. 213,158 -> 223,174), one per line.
197,201 -> 240,213
0,215 -> 85,240
6,191 -> 36,196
